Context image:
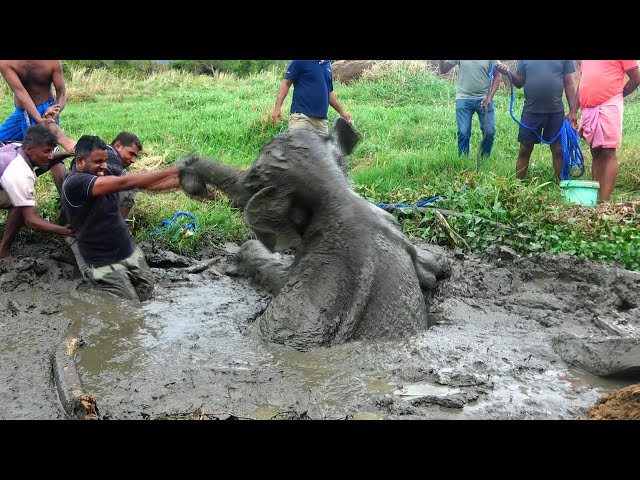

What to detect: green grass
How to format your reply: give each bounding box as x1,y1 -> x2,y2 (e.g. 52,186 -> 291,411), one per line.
1,62 -> 638,268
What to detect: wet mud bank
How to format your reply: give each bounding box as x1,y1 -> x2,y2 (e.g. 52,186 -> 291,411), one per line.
1,238 -> 638,420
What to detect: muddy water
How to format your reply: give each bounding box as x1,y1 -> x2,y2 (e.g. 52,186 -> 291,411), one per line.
68,251 -> 637,420
1,241 -> 638,420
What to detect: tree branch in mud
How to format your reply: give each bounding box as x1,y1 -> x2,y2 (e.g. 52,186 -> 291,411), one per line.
156,406 -> 254,420
433,210 -> 471,250
185,257 -> 223,275
421,206 -> 514,232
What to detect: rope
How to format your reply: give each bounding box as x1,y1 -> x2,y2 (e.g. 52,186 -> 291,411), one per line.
152,211 -> 200,236
376,195 -> 445,210
502,69 -> 584,180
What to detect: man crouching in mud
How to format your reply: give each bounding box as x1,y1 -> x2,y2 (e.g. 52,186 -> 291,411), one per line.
0,124 -> 75,258
61,135 -> 179,302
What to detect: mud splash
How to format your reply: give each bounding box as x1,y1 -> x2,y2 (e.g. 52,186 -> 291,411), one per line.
0,239 -> 638,419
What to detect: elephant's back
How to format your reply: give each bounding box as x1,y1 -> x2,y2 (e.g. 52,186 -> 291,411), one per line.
354,232 -> 429,340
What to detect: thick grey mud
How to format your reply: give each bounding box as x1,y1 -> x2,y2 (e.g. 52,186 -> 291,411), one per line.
1,240 -> 638,419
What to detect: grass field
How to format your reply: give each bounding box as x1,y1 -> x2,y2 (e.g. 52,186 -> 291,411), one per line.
1,61 -> 638,269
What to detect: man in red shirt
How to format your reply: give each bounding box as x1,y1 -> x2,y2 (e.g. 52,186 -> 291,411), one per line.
571,60 -> 640,201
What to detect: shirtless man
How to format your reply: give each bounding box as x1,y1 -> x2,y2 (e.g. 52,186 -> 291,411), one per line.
0,61 -> 75,191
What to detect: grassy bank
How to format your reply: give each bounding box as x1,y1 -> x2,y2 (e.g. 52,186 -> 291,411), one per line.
1,62 -> 638,269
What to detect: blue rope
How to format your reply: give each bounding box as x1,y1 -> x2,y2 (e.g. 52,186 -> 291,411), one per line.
376,195 -> 445,209
152,211 -> 200,236
502,70 -> 584,180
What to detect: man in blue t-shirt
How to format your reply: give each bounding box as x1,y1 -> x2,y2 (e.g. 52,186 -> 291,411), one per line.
61,135 -> 179,302
272,60 -> 352,134
496,61 -> 578,179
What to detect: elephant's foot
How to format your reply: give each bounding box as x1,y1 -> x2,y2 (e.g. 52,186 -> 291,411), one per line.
413,244 -> 451,291
236,239 -> 289,295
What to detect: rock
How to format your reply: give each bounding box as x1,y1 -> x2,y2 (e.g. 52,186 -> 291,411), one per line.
331,60 -> 377,84
552,334 -> 640,377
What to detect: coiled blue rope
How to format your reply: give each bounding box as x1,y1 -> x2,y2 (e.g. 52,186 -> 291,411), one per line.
502,69 -> 584,180
152,211 -> 200,236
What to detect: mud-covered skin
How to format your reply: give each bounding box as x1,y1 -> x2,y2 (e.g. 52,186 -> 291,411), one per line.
179,119 -> 449,349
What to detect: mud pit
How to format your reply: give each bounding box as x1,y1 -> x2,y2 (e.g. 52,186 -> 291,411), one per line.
0,237 -> 638,420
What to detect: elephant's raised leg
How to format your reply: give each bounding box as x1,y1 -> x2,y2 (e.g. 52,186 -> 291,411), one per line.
236,239 -> 289,296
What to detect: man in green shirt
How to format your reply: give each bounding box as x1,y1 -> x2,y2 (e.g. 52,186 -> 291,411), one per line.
439,60 -> 502,157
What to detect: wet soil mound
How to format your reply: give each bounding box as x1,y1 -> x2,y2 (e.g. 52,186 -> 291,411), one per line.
587,384 -> 640,420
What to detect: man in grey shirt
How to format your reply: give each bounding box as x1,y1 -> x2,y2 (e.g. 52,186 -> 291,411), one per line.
496,61 -> 577,179
439,60 -> 502,158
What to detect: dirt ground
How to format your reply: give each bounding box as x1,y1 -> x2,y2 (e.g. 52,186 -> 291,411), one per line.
0,236 -> 638,420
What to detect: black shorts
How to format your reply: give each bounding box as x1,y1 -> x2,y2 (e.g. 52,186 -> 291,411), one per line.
518,111 -> 565,145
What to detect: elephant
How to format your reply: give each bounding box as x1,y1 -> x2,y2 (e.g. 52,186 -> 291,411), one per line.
178,118 -> 449,350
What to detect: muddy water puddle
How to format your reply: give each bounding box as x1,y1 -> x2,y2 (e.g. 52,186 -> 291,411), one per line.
58,269 -> 637,420
64,272 -> 408,419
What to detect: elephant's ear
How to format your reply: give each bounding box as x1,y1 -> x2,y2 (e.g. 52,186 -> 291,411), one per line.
330,117 -> 361,155
244,186 -> 305,252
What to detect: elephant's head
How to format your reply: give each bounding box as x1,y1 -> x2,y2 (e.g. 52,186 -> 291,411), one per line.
179,118 -> 361,252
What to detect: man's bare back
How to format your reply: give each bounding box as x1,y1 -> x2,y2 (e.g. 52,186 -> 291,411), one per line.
0,60 -> 72,190
0,60 -> 62,105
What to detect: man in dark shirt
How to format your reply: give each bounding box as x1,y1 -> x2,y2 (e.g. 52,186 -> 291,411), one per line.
105,131 -> 143,218
496,60 -> 577,179
61,135 -> 179,302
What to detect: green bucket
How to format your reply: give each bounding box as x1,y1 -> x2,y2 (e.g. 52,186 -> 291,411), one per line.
559,180 -> 600,206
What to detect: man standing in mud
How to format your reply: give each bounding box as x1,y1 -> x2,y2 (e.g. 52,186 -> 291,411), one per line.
61,135 -> 179,302
0,61 -> 74,192
272,60 -> 352,134
0,124 -> 74,258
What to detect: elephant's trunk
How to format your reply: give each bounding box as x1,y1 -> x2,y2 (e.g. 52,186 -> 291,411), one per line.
178,154 -> 252,208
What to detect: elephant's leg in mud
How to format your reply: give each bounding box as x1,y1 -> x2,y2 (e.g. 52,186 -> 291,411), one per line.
236,239 -> 289,296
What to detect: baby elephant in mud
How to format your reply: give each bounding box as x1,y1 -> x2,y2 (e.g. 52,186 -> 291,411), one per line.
178,118 -> 449,350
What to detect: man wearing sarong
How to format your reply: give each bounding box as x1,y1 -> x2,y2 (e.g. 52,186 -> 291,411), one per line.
571,60 -> 640,201
0,61 -> 74,192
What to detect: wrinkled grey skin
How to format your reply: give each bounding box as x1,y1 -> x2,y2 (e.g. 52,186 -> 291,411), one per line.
178,118 -> 449,350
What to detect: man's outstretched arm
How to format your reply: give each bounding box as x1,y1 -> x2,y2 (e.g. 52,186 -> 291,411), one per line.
90,166 -> 179,197
21,206 -> 74,236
